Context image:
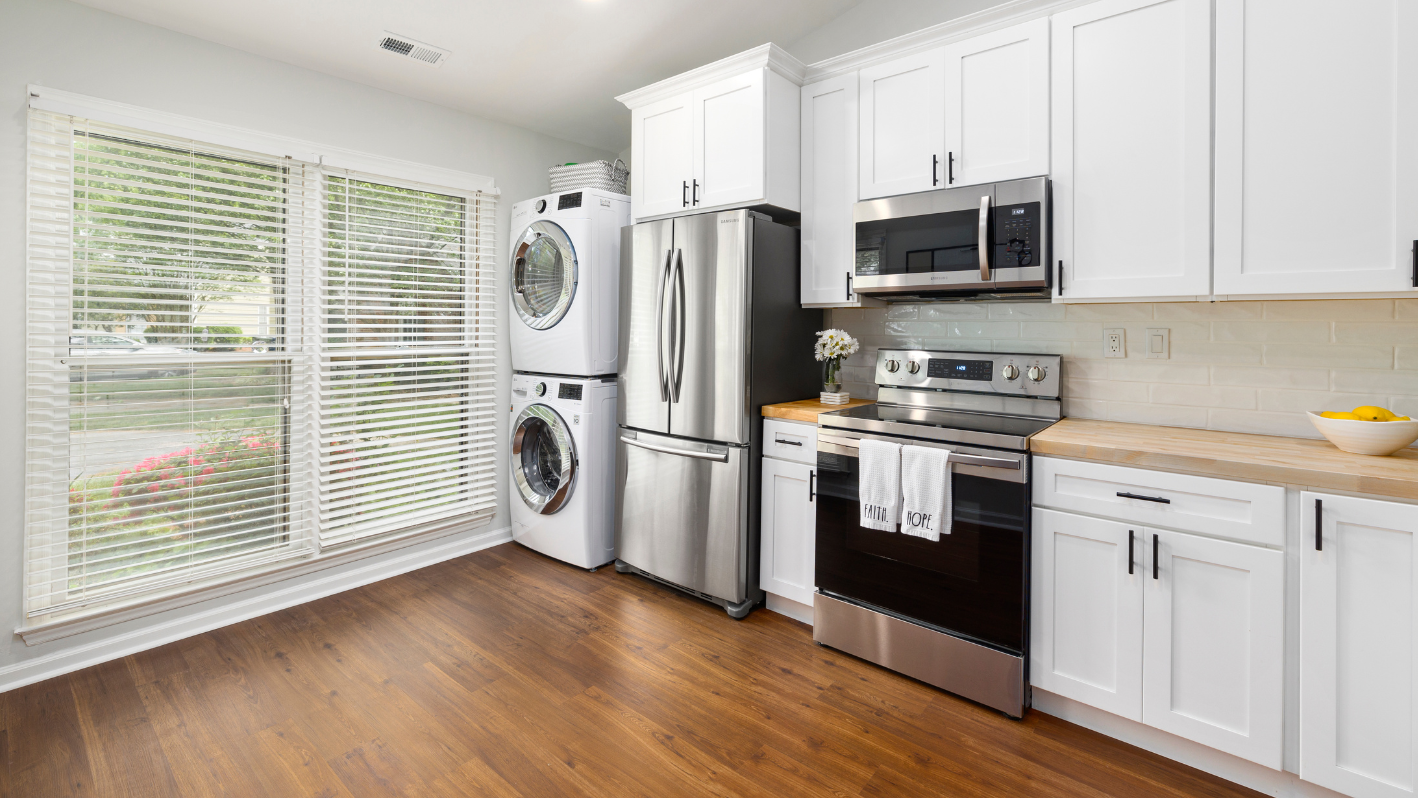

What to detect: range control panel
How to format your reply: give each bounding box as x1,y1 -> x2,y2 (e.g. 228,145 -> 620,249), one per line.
875,349 -> 1061,398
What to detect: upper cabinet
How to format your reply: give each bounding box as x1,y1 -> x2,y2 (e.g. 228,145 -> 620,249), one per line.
1214,0 -> 1418,297
1051,0 -> 1213,301
620,45 -> 802,222
859,50 -> 947,199
944,18 -> 1050,188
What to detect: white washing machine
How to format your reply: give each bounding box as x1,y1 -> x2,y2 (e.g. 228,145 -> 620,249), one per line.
509,188 -> 630,377
509,372 -> 617,569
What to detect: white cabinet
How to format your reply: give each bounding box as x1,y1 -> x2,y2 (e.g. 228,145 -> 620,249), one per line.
621,46 -> 802,222
1050,0 -> 1213,300
943,17 -> 1050,188
1144,528 -> 1284,769
1301,492 -> 1418,798
858,49 -> 946,200
1032,508 -> 1144,720
1214,0 -> 1418,297
759,455 -> 816,606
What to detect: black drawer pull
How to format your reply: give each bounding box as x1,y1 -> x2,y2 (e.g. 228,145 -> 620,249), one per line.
1118,491 -> 1171,504
1315,498 -> 1323,551
775,438 -> 803,446
1128,530 -> 1134,575
809,471 -> 816,501
1153,533 -> 1159,580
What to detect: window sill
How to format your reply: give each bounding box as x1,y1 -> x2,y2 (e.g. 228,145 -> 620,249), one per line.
16,511 -> 494,647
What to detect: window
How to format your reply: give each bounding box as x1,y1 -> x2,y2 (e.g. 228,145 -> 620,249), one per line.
24,108 -> 497,624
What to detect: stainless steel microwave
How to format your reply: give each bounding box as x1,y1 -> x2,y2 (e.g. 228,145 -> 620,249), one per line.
852,176 -> 1050,299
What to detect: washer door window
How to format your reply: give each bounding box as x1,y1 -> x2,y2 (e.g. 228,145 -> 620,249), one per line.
512,404 -> 578,514
511,221 -> 578,330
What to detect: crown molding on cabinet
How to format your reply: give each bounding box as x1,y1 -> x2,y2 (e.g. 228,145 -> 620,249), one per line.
616,43 -> 808,109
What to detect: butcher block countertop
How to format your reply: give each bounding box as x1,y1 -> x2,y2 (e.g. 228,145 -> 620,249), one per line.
1032,417 -> 1418,501
761,398 -> 874,424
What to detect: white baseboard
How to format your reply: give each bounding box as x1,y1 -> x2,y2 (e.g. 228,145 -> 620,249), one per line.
766,592 -> 814,625
1031,689 -> 1347,798
0,525 -> 511,694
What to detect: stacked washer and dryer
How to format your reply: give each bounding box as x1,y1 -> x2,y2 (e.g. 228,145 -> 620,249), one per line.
507,188 -> 630,570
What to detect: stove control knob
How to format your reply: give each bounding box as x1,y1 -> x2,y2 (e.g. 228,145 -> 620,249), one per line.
1000,364 -> 1020,381
885,359 -> 900,373
534,382 -> 547,396
1027,365 -> 1047,383
906,361 -> 920,374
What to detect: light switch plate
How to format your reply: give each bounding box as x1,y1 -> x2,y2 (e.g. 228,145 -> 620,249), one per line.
1146,328 -> 1170,359
1104,328 -> 1126,358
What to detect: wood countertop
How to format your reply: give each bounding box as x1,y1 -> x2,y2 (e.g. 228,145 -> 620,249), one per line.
761,398 -> 874,424
1032,417 -> 1418,501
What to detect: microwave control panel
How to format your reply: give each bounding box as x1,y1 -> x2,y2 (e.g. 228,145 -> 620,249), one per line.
993,202 -> 1039,269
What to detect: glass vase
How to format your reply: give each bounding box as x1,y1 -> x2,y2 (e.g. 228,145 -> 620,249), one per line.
822,357 -> 842,393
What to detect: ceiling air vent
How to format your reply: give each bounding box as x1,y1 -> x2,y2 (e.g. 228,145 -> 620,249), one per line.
376,32 -> 449,67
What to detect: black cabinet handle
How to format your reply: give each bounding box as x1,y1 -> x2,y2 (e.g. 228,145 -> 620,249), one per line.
948,151 -> 955,184
809,471 -> 816,501
846,271 -> 853,301
1118,491 -> 1171,504
1411,240 -> 1416,288
682,181 -> 688,207
1153,533 -> 1159,580
1057,260 -> 1064,296
692,180 -> 699,205
775,438 -> 802,446
1128,530 -> 1134,575
932,154 -> 939,186
1315,498 -> 1323,551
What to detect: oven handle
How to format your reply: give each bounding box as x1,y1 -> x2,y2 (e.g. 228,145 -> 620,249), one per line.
816,432 -> 1020,470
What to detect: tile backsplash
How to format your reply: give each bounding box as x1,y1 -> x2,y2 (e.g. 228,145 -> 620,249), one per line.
826,299 -> 1413,440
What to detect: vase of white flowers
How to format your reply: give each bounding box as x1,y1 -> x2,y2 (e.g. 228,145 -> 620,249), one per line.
814,329 -> 860,402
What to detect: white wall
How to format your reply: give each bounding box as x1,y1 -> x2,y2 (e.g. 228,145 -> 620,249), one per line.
785,0 -> 1003,63
0,0 -> 616,688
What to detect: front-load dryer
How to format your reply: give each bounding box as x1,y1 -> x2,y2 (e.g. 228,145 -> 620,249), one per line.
509,188 -> 630,377
509,372 -> 617,569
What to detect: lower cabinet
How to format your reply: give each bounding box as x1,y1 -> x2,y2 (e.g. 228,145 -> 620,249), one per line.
1033,508 -> 1284,769
1300,492 -> 1418,798
759,455 -> 816,606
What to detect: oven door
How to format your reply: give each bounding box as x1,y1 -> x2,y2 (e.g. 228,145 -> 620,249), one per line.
814,429 -> 1029,654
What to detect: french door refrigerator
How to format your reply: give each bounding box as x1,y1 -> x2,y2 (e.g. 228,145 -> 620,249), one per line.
614,210 -> 820,618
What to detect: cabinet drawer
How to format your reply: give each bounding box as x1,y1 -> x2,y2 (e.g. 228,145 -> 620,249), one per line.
763,418 -> 816,465
1033,457 -> 1283,547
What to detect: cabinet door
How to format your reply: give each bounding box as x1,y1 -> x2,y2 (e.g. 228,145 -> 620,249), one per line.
759,457 -> 816,606
1301,492 -> 1418,798
1050,0 -> 1212,299
858,49 -> 946,200
944,18 -> 1050,188
633,91 -> 694,219
1143,529 -> 1284,769
692,70 -> 765,211
1031,508 -> 1144,720
1214,1 -> 1418,297
801,74 -> 862,306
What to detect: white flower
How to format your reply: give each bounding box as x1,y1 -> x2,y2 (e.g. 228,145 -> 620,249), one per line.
814,329 -> 860,361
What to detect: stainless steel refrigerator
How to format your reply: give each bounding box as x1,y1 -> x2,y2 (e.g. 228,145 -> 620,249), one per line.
613,209 -> 821,618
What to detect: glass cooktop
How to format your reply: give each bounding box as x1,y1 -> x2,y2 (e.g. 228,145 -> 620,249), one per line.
818,402 -> 1058,451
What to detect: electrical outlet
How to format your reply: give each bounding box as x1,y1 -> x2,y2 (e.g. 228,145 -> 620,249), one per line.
1146,327 -> 1170,359
1104,328 -> 1126,358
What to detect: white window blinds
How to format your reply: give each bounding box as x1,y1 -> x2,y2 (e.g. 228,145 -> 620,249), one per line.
25,109 -> 497,622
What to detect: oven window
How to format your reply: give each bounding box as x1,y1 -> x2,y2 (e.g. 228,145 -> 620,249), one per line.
855,209 -> 981,277
814,449 -> 1028,654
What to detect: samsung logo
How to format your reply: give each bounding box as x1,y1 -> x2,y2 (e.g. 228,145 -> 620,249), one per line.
720,218 -> 738,224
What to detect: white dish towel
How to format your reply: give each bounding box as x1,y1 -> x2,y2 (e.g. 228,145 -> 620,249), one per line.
857,439 -> 902,532
900,445 -> 952,542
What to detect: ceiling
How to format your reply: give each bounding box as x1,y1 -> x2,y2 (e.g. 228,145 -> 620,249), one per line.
73,0 -> 862,153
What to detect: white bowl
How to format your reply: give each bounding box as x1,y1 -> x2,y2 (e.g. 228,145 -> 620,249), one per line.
1307,412 -> 1418,456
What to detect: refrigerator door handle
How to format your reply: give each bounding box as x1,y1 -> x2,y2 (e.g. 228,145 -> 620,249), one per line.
655,248 -> 673,402
620,434 -> 729,462
669,247 -> 686,403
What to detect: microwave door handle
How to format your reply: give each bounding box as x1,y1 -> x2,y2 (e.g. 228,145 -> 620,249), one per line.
655,248 -> 672,402
978,194 -> 992,282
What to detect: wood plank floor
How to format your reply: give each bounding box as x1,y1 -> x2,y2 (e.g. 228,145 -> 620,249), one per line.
1,542 -> 1264,797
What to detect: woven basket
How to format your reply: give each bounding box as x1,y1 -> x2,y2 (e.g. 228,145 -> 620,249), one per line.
549,158 -> 629,195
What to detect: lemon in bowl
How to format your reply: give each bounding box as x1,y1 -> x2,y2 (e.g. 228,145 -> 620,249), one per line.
1308,406 -> 1418,456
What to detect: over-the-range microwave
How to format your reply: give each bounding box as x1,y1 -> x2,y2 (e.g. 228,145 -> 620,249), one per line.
852,176 -> 1050,300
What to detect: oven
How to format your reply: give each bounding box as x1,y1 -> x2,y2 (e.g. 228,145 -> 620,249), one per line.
852,176 -> 1049,298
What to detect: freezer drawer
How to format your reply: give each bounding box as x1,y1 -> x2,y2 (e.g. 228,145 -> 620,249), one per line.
615,428 -> 750,604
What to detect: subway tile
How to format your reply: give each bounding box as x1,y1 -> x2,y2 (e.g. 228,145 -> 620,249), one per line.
1106,362 -> 1211,384
1397,300 -> 1418,320
1398,348 -> 1418,370
1264,343 -> 1394,369
1333,323 -> 1418,346
1064,379 -> 1149,402
1152,301 -> 1264,320
1263,299 -> 1393,320
1070,342 -> 1105,360
948,321 -> 1020,338
1105,401 -> 1210,429
988,302 -> 1067,320
1062,398 -> 1107,419
1064,303 -> 1154,321
1018,321 -> 1104,341
1206,409 -> 1323,440
919,303 -> 989,320
1211,366 -> 1329,389
883,321 -> 942,340
1064,358 -> 1110,379
1257,389 -> 1389,414
885,305 -> 919,320
1121,321 -> 1209,347
1170,341 -> 1265,364
828,308 -> 864,325
1389,397 -> 1418,418
1212,321 -> 1331,344
1148,383 -> 1256,410
1332,369 -> 1418,396
996,339 -> 1072,356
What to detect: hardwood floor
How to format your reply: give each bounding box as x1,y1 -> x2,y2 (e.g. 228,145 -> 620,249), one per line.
1,542 -> 1263,797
